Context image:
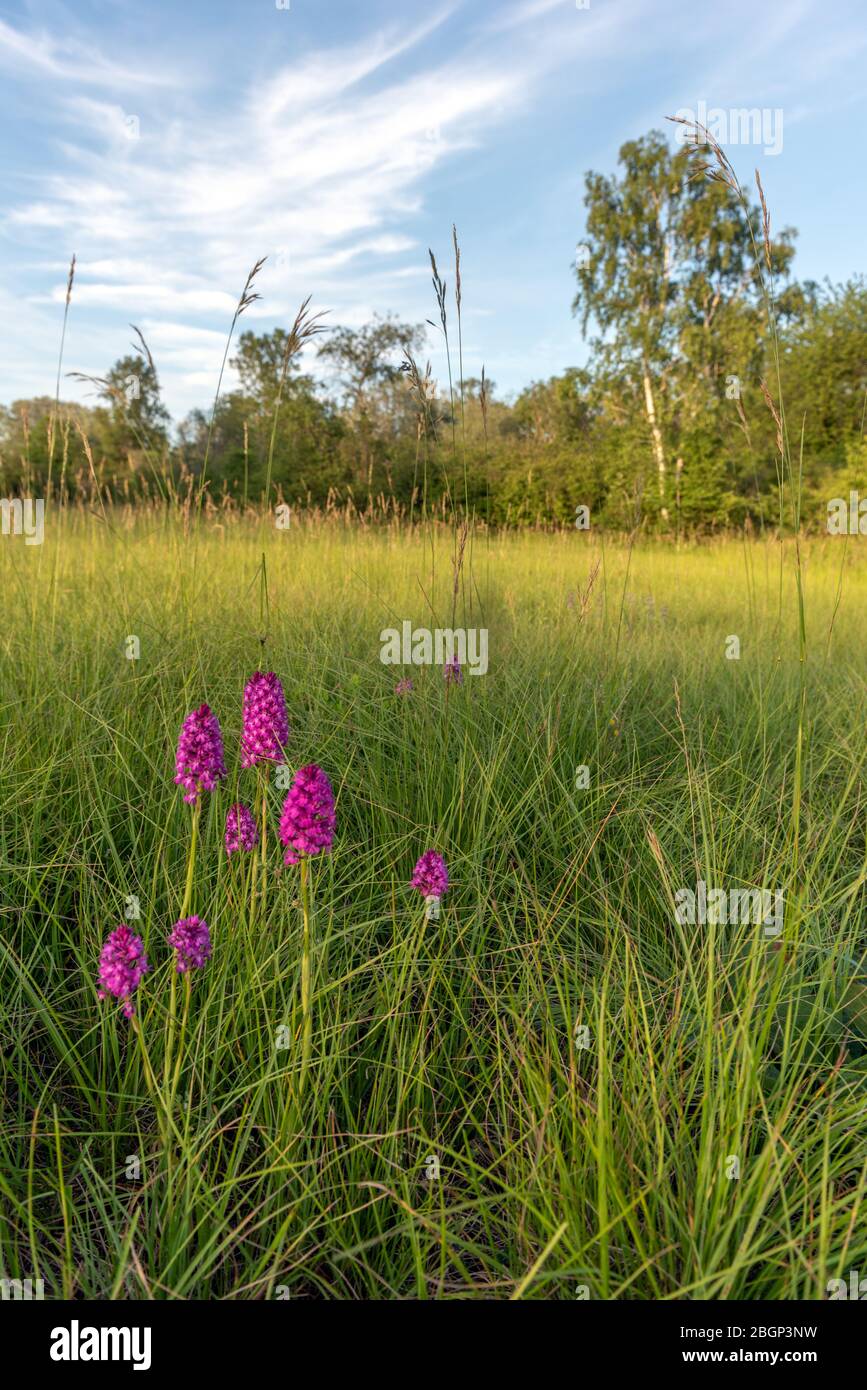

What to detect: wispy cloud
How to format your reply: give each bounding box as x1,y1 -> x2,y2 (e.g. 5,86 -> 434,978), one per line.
1,0 -> 863,416
2,8 -> 534,409
0,17 -> 177,89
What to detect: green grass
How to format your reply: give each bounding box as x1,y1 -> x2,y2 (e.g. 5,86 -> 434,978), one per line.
2,510 -> 867,1299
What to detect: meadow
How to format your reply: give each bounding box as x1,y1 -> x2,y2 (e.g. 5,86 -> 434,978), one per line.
2,510 -> 867,1300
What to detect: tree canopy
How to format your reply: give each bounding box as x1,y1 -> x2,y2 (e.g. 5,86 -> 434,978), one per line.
2,129 -> 864,531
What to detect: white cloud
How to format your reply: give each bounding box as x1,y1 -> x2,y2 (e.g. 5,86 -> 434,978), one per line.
44,283 -> 239,314
2,10 -> 532,415
2,0 -> 859,417
0,17 -> 178,89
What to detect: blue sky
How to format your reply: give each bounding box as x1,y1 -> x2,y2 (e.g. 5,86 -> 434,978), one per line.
1,0 -> 866,420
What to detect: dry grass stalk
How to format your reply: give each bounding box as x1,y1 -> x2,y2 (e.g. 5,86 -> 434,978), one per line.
400,352 -> 439,440
236,257 -> 266,318
428,249 -> 448,338
130,324 -> 156,374
452,224 -> 462,318
755,170 -> 772,272
666,114 -> 739,192
65,254 -> 76,308
760,379 -> 784,455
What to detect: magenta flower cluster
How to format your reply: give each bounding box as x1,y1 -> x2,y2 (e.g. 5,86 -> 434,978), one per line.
175,703 -> 227,804
168,915 -> 213,974
225,802 -> 258,855
97,666 -> 457,1046
241,671 -> 290,768
97,925 -> 150,1019
172,675 -> 339,871
100,672 -> 349,1024
279,764 -> 336,865
411,850 -> 449,899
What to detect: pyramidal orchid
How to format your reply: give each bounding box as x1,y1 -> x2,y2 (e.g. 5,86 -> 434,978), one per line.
279,764 -> 335,1100
171,703 -> 221,1089
279,764 -> 335,865
242,672 -> 290,918
98,924 -> 149,1019
411,850 -> 449,921
411,850 -> 449,898
168,916 -> 212,974
174,704 -> 226,804
241,672 -> 290,768
225,802 -> 258,855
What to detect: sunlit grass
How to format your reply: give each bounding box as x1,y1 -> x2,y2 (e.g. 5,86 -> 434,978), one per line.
2,511 -> 866,1299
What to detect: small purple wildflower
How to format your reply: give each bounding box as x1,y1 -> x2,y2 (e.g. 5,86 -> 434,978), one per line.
224,802 -> 259,855
174,703 -> 226,804
168,915 -> 212,974
411,851 -> 449,899
98,924 -> 149,1019
395,677 -> 414,696
279,764 -> 336,865
242,672 -> 290,768
444,655 -> 462,685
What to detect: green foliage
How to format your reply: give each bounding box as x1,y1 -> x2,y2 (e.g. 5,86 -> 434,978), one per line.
98,353 -> 171,467
3,519 -> 867,1298
2,131 -> 865,531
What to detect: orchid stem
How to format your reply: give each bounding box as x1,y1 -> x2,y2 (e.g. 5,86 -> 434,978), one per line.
299,856 -> 312,1099
259,766 -> 268,921
171,973 -> 192,1105
167,799 -> 200,1093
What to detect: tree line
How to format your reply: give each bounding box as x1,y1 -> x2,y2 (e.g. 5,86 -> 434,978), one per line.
2,131 -> 865,530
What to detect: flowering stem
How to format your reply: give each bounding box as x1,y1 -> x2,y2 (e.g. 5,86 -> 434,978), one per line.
411,897 -> 437,990
132,1014 -> 172,1150
299,856 -> 312,1099
134,1014 -> 159,1096
259,766 -> 268,920
167,799 -> 200,1092
170,973 -> 192,1106
244,846 -> 255,934
181,799 -> 201,919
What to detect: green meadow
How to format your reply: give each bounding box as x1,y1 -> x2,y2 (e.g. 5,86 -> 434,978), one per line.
2,513 -> 867,1299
